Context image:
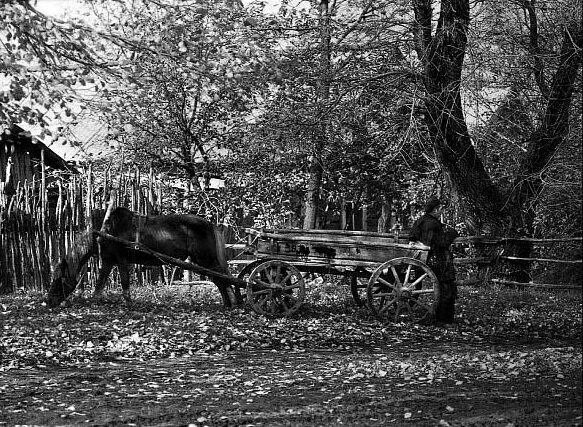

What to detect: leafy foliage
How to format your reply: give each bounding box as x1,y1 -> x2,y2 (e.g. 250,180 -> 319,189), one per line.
1,0 -> 580,237
218,1 -> 437,226
100,1 -> 278,181
0,1 -> 101,135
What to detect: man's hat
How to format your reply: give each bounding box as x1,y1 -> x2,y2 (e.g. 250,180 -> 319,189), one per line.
424,195 -> 442,213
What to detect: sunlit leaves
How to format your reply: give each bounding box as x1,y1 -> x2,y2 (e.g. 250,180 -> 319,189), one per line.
96,0 -> 279,186
0,1 -> 109,136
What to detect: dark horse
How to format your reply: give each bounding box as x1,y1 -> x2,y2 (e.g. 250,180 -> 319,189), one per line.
47,207 -> 238,308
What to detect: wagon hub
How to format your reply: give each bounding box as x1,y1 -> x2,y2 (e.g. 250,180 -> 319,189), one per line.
399,288 -> 412,301
271,284 -> 285,296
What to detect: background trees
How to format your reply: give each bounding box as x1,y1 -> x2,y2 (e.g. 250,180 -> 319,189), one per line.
226,0 -> 436,230
1,0 -> 580,242
409,0 -> 581,238
100,1 -> 275,182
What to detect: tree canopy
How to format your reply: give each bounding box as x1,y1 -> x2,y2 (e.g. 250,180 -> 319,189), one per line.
1,0 -> 580,238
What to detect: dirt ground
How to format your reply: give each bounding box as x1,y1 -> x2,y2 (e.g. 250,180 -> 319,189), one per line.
1,287 -> 581,426
1,343 -> 581,426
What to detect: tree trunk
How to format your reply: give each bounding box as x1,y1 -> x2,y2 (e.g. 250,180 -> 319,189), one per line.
506,22 -> 582,281
413,0 -> 582,233
303,0 -> 331,230
510,22 -> 583,234
410,0 -> 582,282
377,198 -> 391,233
362,193 -> 368,232
0,237 -> 12,294
414,0 -> 505,236
303,155 -> 323,229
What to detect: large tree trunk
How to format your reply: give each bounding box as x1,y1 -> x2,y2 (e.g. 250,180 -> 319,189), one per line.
411,0 -> 582,282
413,0 -> 505,235
510,22 -> 583,234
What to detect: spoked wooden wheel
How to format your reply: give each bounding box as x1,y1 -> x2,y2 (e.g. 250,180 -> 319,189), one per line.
236,260 -> 266,303
367,257 -> 438,323
246,260 -> 305,317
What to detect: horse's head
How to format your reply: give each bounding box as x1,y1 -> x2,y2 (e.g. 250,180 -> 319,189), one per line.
46,259 -> 76,308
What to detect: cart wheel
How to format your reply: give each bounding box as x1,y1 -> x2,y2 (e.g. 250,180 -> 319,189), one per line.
247,260 -> 305,317
367,257 -> 439,323
350,267 -> 371,307
237,260 -> 266,303
237,260 -> 265,281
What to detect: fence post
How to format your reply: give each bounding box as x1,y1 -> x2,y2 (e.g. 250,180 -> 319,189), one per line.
473,236 -> 499,286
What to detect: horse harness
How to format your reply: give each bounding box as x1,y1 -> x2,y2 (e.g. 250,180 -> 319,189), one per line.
131,214 -> 148,247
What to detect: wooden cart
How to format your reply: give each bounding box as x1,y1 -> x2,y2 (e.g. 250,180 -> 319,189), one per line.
238,228 -> 437,322
96,229 -> 436,322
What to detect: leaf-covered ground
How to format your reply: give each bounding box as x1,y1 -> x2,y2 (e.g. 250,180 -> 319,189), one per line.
1,283 -> 581,426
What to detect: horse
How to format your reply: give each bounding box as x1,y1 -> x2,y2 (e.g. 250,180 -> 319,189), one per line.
46,207 -> 238,308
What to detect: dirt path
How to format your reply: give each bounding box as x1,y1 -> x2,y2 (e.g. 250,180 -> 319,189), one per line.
1,343 -> 580,426
1,288 -> 581,425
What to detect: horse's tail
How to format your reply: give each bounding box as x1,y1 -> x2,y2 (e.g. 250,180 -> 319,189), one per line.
213,225 -> 229,275
213,225 -> 239,306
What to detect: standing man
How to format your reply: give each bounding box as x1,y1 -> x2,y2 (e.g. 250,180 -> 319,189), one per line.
409,195 -> 459,323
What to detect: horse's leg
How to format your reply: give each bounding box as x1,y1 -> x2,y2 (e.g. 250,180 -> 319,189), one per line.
215,279 -> 237,308
232,283 -> 244,305
214,280 -> 229,307
225,283 -> 237,308
93,263 -> 113,297
118,263 -> 132,304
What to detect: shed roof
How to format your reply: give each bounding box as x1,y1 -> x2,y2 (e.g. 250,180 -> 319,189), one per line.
1,125 -> 76,172
46,117 -> 116,163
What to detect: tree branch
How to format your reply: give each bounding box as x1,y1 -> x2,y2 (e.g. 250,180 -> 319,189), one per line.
512,21 -> 583,213
411,0 -> 432,65
522,0 -> 549,98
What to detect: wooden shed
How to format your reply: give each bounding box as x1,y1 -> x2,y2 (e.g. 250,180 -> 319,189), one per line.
0,125 -> 75,199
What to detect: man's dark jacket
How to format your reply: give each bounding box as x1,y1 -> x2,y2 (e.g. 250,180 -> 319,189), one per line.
409,213 -> 458,282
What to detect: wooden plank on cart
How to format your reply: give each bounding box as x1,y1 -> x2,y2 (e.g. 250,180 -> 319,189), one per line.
254,228 -> 410,246
251,228 -> 428,267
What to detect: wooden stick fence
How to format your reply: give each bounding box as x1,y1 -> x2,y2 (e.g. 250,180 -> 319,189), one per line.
0,167 -> 163,294
1,167 -> 581,295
